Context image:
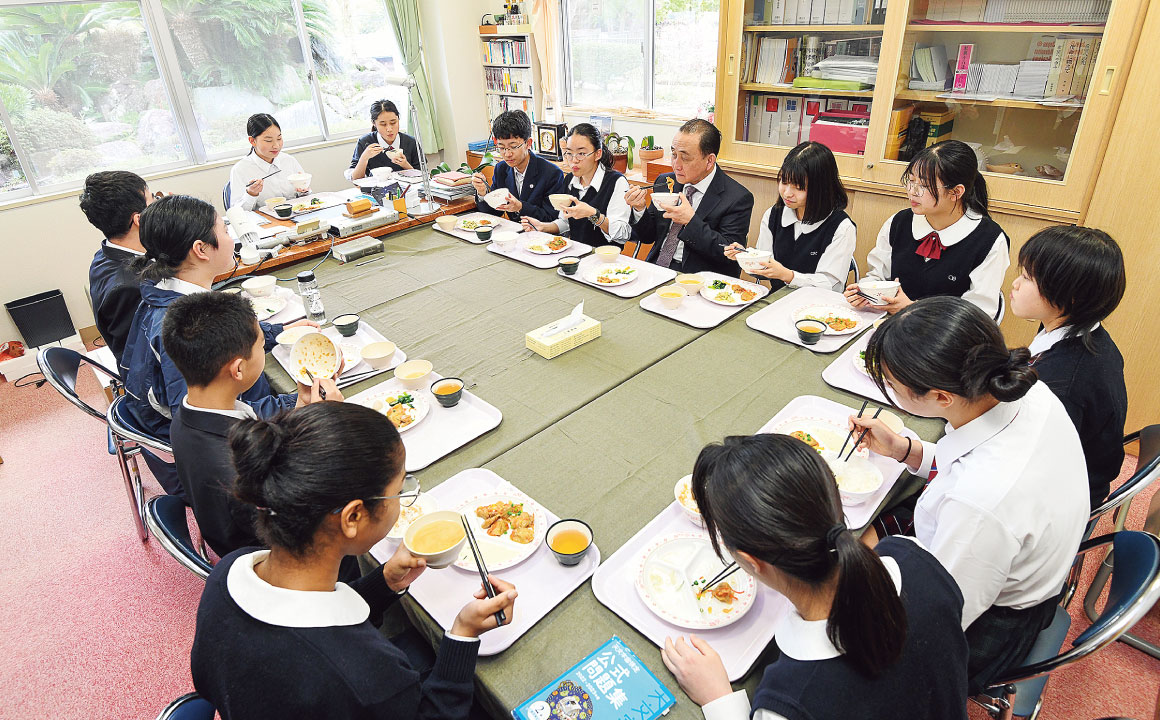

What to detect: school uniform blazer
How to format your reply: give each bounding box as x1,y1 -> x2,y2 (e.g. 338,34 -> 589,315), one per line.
476,152 -> 566,223
348,131 -> 421,175
630,169 -> 755,277
88,242 -> 141,364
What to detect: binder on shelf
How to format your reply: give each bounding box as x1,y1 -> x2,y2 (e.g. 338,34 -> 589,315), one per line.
810,0 -> 826,24
823,0 -> 841,24
798,0 -> 815,23
952,43 -> 974,93
837,0 -> 856,24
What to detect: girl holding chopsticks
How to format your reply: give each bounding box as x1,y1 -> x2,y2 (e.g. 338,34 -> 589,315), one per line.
228,113 -> 311,211
191,402 -> 517,719
851,296 -> 1088,695
662,433 -> 969,720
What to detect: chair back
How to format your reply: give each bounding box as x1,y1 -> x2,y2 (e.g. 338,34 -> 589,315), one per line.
107,394 -> 174,458
145,495 -> 213,579
37,346 -> 120,422
848,257 -> 860,285
1088,425 -> 1160,533
222,181 -> 231,211
155,692 -> 215,720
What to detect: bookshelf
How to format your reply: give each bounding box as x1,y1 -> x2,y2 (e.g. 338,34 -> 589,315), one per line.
714,0 -> 1142,214
478,24 -> 543,124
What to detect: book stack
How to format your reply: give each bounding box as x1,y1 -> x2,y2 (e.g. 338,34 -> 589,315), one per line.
1042,34 -> 1102,99
746,37 -> 799,84
919,108 -> 955,146
972,63 -> 1020,94
486,95 -> 534,122
484,67 -> 532,95
743,94 -> 871,145
980,0 -> 1109,23
741,33 -> 880,84
1013,60 -> 1051,96
747,0 -> 888,23
482,38 -> 530,65
909,44 -> 949,90
814,54 -> 879,84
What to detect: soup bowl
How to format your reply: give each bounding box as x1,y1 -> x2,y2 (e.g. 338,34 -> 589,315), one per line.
404,511 -> 468,569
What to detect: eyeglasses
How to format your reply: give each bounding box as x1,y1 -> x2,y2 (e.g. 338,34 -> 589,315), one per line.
496,140 -> 526,155
329,474 -> 421,514
902,178 -> 952,198
562,150 -> 594,162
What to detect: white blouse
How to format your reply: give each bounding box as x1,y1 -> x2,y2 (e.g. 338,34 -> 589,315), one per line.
754,206 -> 857,292
865,210 -> 1010,319
229,151 -> 308,211
553,166 -> 632,243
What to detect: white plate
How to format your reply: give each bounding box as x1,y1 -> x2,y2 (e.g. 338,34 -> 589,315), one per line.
455,216 -> 499,232
852,347 -> 871,377
524,235 -> 571,255
634,533 -> 757,630
454,491 -> 546,572
699,282 -> 760,307
339,341 -> 362,369
362,388 -> 431,433
584,264 -> 638,286
386,493 -> 439,540
250,295 -> 288,322
483,188 -> 511,209
792,304 -> 863,336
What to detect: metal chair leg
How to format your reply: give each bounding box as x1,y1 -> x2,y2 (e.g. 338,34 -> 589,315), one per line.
113,437 -> 149,542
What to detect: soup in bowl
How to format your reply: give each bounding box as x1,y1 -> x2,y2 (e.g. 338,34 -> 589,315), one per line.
403,511 -> 468,569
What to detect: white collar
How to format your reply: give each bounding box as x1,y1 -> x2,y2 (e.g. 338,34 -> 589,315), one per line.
104,239 -> 145,256
182,395 -> 257,421
376,132 -> 398,150
227,550 -> 370,628
774,556 -> 902,661
780,205 -> 831,233
911,211 -> 982,247
155,277 -> 210,296
1030,322 -> 1099,356
935,396 -> 1021,469
570,165 -> 607,193
689,166 -> 717,196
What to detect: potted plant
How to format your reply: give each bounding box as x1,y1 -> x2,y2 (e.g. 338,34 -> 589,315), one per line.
604,132 -> 635,173
638,135 -> 664,162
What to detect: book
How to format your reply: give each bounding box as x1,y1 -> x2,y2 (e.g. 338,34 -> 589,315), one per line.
811,0 -> 826,24
782,97 -> 803,145
952,43 -> 974,92
838,0 -> 856,24
770,0 -> 785,24
801,99 -> 823,142
511,637 -> 676,720
784,0 -> 799,25
824,0 -> 841,24
797,0 -> 814,23
853,0 -> 868,23
1043,34 -> 1067,96
1071,36 -> 1096,98
1055,36 -> 1085,96
1078,38 -> 1102,98
783,37 -> 800,83
1027,34 -> 1057,63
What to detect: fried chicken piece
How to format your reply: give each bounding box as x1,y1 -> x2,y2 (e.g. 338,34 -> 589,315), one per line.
511,512 -> 534,529
487,517 -> 509,536
711,583 -> 737,604
511,527 -> 535,544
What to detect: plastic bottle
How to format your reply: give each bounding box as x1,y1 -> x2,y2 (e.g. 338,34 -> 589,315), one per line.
296,270 -> 327,324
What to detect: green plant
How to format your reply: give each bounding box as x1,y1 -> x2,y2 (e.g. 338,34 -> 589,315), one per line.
47,147 -> 95,178
11,106 -> 95,155
605,132 -> 636,169
641,134 -> 660,150
0,84 -> 31,119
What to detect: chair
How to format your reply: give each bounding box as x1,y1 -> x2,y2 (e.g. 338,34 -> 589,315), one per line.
145,495 -> 213,580
848,256 -> 860,285
107,394 -> 174,542
221,181 -> 231,211
155,692 -> 215,720
973,531 -> 1160,720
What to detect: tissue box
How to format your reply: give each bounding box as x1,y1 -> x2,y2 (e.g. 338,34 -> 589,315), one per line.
526,315 -> 601,359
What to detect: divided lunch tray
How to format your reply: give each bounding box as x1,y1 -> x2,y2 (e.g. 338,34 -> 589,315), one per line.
557,254 -> 677,298
433,211 -> 523,244
346,374 -> 502,472
639,272 -> 768,329
746,286 -> 883,353
592,501 -> 788,682
371,469 -> 600,656
486,232 -> 593,269
271,322 -> 404,389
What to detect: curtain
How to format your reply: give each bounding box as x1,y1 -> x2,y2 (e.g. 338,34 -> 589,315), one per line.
530,0 -> 561,121
385,0 -> 444,151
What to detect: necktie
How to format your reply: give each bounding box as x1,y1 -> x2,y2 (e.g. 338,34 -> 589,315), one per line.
655,184 -> 698,269
915,231 -> 944,260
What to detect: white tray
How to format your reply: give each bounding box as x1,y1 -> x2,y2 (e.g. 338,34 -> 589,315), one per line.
255,191 -> 345,220
346,374 -> 502,472
639,272 -> 769,329
371,469 -> 600,656
433,211 -> 523,244
821,332 -> 890,405
271,322 -> 405,389
486,232 -> 593,269
248,285 -> 306,326
557,254 -> 677,298
756,394 -> 917,529
746,286 -> 884,353
592,502 -> 789,682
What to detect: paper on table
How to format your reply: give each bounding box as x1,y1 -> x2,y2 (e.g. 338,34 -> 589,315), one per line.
541,302 -> 584,338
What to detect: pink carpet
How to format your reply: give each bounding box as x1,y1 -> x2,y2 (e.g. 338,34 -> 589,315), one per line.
1,367 -> 1157,719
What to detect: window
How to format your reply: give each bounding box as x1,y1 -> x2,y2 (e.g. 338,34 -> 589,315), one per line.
562,0 -> 719,117
0,0 -> 406,201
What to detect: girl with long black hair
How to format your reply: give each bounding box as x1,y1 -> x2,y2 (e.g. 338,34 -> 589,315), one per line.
851,296 -> 1088,693
347,99 -> 420,180
229,113 -> 311,210
662,433 -> 969,719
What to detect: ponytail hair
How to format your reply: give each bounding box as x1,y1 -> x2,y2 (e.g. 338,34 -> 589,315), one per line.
133,194 -> 219,283
865,296 -> 1037,403
902,139 -> 988,217
692,434 -> 906,677
566,123 -> 612,171
229,403 -> 404,556
245,113 -> 280,155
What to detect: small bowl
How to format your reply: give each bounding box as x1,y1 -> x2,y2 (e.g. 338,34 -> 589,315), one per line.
795,319 -> 826,345
859,407 -> 907,435
403,511 -> 468,569
361,340 -> 397,370
549,193 -> 575,211
370,166 -> 394,180
289,332 -> 340,383
546,519 -> 594,566
431,376 -> 465,408
492,231 -> 518,251
264,196 -> 286,208
241,275 -> 276,297
594,245 -> 621,263
673,475 -> 702,527
483,189 -> 510,209
558,257 -> 581,276
655,284 -> 687,310
858,280 -> 901,304
650,192 -> 681,209
824,453 -> 885,506
475,226 -> 494,242
287,172 -> 311,192
275,325 -> 314,347
333,314 -> 360,337
274,203 -> 293,219
675,273 -> 705,293
735,249 -> 772,274
435,215 -> 457,231
395,359 -> 433,390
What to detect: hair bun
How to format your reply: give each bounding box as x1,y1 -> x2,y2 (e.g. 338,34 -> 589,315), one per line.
229,418 -> 286,505
988,347 -> 1036,402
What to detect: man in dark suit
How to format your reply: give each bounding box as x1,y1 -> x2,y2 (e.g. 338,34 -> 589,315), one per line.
347,99 -> 422,180
81,171 -> 154,363
627,119 -> 754,277
471,109 -> 565,222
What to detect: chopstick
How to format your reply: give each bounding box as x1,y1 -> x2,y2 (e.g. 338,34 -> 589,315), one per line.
844,407 -> 882,462
694,562 -> 740,596
855,290 -> 887,305
302,368 -> 326,400
247,169 -> 282,187
839,400 -> 869,458
460,514 -> 507,628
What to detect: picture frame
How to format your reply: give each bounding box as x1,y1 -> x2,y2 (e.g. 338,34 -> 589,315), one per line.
535,122 -> 567,161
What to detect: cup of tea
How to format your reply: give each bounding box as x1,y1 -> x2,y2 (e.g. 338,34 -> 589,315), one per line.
795,318 -> 826,345
431,377 -> 465,407
558,257 -> 580,276
546,519 -> 594,566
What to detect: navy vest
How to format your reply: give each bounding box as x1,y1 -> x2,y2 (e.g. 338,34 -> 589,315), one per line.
766,207 -> 852,291
752,538 -> 969,720
565,169 -> 625,247
888,210 -> 1007,307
